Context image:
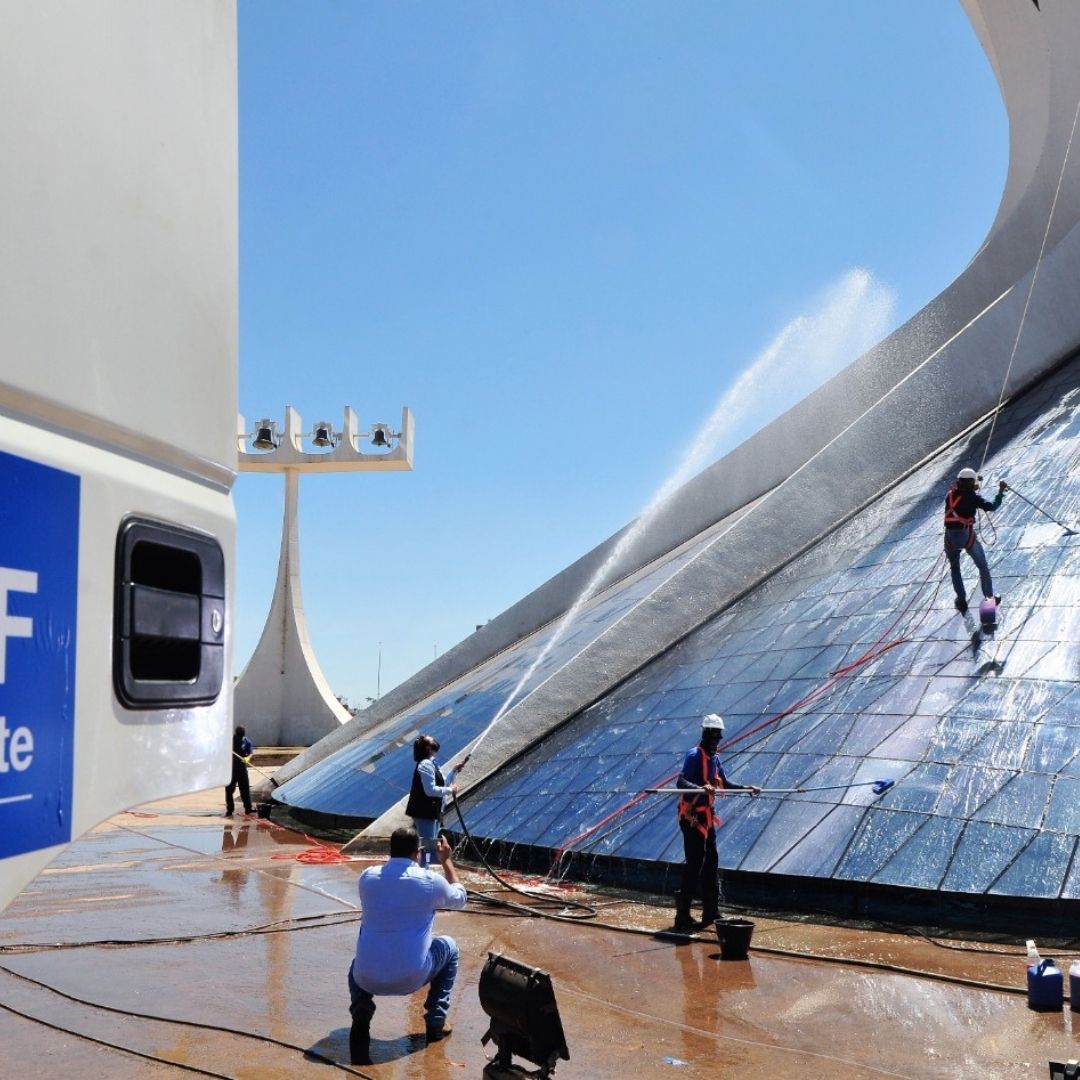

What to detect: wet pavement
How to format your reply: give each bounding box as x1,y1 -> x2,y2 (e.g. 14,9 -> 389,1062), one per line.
1,785 -> 1078,1079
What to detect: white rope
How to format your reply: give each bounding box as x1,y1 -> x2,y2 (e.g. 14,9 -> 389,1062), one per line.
979,90 -> 1080,473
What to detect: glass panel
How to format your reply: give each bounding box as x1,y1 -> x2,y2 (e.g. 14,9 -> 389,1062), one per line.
876,762 -> 949,813
873,817 -> 965,889
1059,844 -> 1080,900
715,799 -> 780,869
588,802 -> 673,860
1024,724 -> 1080,774
928,718 -> 995,760
835,809 -> 927,881
771,805 -> 866,877
940,822 -> 1034,893
508,795 -> 581,847
874,714 -> 938,760
935,766 -> 1011,820
1044,778 -> 1080,833
989,833 -> 1074,899
842,715 -> 908,757
972,773 -> 1052,829
965,723 -> 1032,770
738,801 -> 834,872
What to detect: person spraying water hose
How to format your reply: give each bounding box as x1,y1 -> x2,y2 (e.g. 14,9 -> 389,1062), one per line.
406,734 -> 466,868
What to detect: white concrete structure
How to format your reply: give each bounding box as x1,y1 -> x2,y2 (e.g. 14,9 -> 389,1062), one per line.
0,2 -> 237,909
234,406 -> 413,745
276,0 -> 1080,834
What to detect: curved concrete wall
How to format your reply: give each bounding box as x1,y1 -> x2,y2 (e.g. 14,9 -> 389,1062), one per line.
276,0 -> 1080,802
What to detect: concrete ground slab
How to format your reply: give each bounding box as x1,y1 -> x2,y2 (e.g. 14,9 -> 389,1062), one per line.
0,787 -> 1076,1079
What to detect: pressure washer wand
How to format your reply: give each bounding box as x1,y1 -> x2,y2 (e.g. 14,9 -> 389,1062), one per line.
1005,483 -> 1077,535
645,778 -> 895,796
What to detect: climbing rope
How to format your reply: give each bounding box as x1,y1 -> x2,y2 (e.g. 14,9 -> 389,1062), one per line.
978,90 -> 1080,473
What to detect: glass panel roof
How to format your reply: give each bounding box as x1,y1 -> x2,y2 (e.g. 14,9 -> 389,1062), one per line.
273,534 -> 711,817
453,358 -> 1080,901
280,354 -> 1080,903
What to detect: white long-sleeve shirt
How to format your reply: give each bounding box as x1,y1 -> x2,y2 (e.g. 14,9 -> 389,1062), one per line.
417,757 -> 457,808
352,858 -> 467,994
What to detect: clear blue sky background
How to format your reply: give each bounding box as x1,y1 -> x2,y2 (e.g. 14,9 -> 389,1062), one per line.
235,1 -> 1006,709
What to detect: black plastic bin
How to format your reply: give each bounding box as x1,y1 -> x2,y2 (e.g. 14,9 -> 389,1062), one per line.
714,917 -> 754,961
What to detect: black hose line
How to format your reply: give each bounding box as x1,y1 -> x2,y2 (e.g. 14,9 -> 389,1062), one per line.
0,962 -> 376,1079
450,799 -> 598,919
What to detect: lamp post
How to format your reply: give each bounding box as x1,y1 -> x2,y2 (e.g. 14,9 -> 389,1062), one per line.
233,405 -> 414,746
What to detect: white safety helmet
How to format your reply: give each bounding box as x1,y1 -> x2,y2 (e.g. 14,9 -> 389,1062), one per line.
957,468 -> 978,481
701,713 -> 725,734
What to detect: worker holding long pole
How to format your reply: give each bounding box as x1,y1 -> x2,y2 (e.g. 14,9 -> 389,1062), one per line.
225,724 -> 254,817
674,714 -> 759,932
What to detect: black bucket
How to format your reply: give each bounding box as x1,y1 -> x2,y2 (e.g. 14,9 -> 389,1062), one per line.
256,802 -> 273,819
715,917 -> 754,961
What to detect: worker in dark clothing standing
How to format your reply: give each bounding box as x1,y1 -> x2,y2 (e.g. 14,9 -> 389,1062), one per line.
674,714 -> 758,932
225,724 -> 254,817
944,467 -> 1007,613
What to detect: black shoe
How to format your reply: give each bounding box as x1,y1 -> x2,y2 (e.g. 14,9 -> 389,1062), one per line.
954,597 -> 968,614
350,1021 -> 371,1063
426,1024 -> 453,1043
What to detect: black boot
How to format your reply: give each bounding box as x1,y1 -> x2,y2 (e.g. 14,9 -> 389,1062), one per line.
701,889 -> 719,927
350,1019 -> 370,1064
673,890 -> 696,932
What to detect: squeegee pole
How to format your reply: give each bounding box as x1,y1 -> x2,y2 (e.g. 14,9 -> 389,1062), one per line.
233,750 -> 277,786
1007,484 -> 1077,534
645,779 -> 894,796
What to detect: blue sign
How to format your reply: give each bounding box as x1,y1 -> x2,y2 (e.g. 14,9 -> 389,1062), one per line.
0,449 -> 79,859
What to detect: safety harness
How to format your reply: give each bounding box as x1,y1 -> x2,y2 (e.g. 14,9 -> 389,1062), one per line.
677,745 -> 725,836
944,485 -> 977,553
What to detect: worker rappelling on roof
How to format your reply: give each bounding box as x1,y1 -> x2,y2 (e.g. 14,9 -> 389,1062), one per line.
943,467 -> 1007,615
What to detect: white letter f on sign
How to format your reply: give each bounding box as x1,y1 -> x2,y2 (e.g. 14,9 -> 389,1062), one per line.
0,568 -> 38,684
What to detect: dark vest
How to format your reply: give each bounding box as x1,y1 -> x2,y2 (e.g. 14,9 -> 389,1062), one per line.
406,761 -> 444,820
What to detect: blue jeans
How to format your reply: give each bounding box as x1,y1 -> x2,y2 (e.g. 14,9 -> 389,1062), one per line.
412,817 -> 439,868
348,935 -> 459,1029
945,528 -> 993,600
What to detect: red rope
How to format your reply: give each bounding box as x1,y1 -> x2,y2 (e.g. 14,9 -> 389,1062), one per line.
257,816 -> 354,864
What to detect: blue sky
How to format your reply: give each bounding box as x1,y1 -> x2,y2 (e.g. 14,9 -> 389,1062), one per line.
235,1 -> 1006,709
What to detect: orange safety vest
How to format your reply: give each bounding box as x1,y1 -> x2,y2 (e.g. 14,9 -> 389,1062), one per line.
943,486 -> 976,552
677,746 -> 725,837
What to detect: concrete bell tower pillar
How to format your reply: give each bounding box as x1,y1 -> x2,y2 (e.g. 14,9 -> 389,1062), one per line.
233,405 -> 414,746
